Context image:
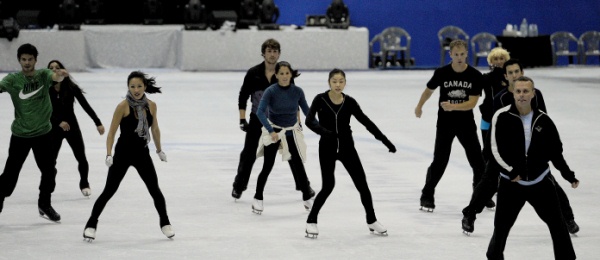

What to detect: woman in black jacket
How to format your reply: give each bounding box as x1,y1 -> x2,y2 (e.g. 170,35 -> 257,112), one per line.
48,60 -> 104,197
304,69 -> 396,238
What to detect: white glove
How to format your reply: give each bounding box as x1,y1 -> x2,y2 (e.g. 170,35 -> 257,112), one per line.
105,155 -> 113,167
157,150 -> 167,162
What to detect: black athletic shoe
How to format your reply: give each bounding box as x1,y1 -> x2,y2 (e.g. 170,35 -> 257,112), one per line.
485,199 -> 496,209
566,219 -> 579,234
302,186 -> 316,201
231,187 -> 242,199
38,205 -> 61,222
462,215 -> 475,234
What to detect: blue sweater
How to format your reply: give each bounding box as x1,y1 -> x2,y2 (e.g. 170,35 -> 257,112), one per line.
257,83 -> 309,133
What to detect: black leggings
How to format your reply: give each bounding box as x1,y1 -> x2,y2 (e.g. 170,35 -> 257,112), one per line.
86,144 -> 170,228
421,120 -> 484,201
50,124 -> 91,189
233,113 -> 262,191
0,133 -> 56,206
307,141 -> 376,224
254,133 -> 310,200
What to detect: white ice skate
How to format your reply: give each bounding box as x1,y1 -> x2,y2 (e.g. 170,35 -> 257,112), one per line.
81,188 -> 92,198
252,199 -> 263,215
305,223 -> 318,238
368,221 -> 388,236
83,227 -> 96,242
303,200 -> 312,211
161,225 -> 175,239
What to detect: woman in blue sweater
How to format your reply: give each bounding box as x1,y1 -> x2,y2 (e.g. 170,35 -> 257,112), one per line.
253,61 -> 315,214
304,69 -> 396,238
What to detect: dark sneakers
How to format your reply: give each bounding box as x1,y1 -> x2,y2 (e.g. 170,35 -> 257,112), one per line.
566,219 -> 580,234
38,205 -> 61,223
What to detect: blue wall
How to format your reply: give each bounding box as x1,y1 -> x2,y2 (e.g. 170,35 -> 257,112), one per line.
275,0 -> 600,67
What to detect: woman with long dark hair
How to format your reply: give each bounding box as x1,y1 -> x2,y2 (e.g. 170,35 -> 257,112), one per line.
47,60 -> 104,197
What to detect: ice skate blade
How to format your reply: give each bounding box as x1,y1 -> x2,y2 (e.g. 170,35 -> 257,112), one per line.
462,230 -> 472,236
369,229 -> 388,236
486,206 -> 495,211
305,232 -> 318,239
251,208 -> 262,215
39,214 -> 61,223
83,237 -> 95,243
419,206 -> 434,213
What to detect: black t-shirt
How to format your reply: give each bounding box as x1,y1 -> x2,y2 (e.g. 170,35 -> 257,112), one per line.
427,64 -> 483,120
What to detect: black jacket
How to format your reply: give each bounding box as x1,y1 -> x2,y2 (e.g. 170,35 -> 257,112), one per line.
237,62 -> 278,114
489,104 -> 577,184
49,83 -> 102,128
305,91 -> 390,149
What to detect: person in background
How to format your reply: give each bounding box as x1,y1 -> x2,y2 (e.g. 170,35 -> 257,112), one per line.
0,43 -> 69,223
47,60 -> 105,198
304,68 -> 396,238
83,71 -> 173,241
414,39 -> 485,212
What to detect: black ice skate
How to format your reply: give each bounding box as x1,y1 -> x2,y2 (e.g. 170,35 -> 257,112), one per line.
420,198 -> 435,212
231,187 -> 242,200
462,215 -> 475,236
38,205 -> 61,223
485,199 -> 496,210
566,219 -> 579,235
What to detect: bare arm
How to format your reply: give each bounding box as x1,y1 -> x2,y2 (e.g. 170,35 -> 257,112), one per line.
415,87 -> 434,118
149,101 -> 162,152
106,101 -> 126,156
239,109 -> 246,120
440,95 -> 480,111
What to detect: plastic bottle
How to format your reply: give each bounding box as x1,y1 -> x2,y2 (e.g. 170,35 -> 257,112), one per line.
520,18 -> 528,37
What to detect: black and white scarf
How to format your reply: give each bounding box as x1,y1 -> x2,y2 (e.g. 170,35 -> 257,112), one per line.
126,91 -> 150,145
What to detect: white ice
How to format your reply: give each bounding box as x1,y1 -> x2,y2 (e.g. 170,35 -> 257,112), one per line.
0,67 -> 599,259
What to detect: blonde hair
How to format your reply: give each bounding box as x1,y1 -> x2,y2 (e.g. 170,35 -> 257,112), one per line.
487,47 -> 510,65
449,39 -> 468,51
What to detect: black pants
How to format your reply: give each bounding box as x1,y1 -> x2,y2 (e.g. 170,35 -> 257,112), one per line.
307,138 -> 376,224
254,133 -> 310,200
233,113 -> 263,191
463,163 -> 575,221
0,133 -> 57,206
486,177 -> 576,260
421,119 -> 484,201
50,124 -> 90,189
85,142 -> 170,228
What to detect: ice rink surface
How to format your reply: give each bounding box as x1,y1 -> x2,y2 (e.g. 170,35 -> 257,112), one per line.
0,67 -> 599,259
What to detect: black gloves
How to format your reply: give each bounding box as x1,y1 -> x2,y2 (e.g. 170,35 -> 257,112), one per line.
239,119 -> 249,132
382,139 -> 396,153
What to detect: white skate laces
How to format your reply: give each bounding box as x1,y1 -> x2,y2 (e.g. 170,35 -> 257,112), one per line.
305,223 -> 318,238
161,225 -> 175,239
252,199 -> 263,214
368,221 -> 388,236
83,227 -> 96,242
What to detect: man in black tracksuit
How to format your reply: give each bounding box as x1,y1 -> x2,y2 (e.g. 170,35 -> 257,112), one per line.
486,76 -> 578,260
462,59 -> 579,235
232,39 -> 280,199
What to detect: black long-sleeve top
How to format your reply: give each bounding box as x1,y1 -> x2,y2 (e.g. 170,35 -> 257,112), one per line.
305,91 -> 390,146
237,62 -> 277,114
479,67 -> 509,122
49,83 -> 102,128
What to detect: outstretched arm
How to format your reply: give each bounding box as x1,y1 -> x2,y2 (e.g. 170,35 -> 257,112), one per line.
106,101 -> 126,156
52,69 -> 69,82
